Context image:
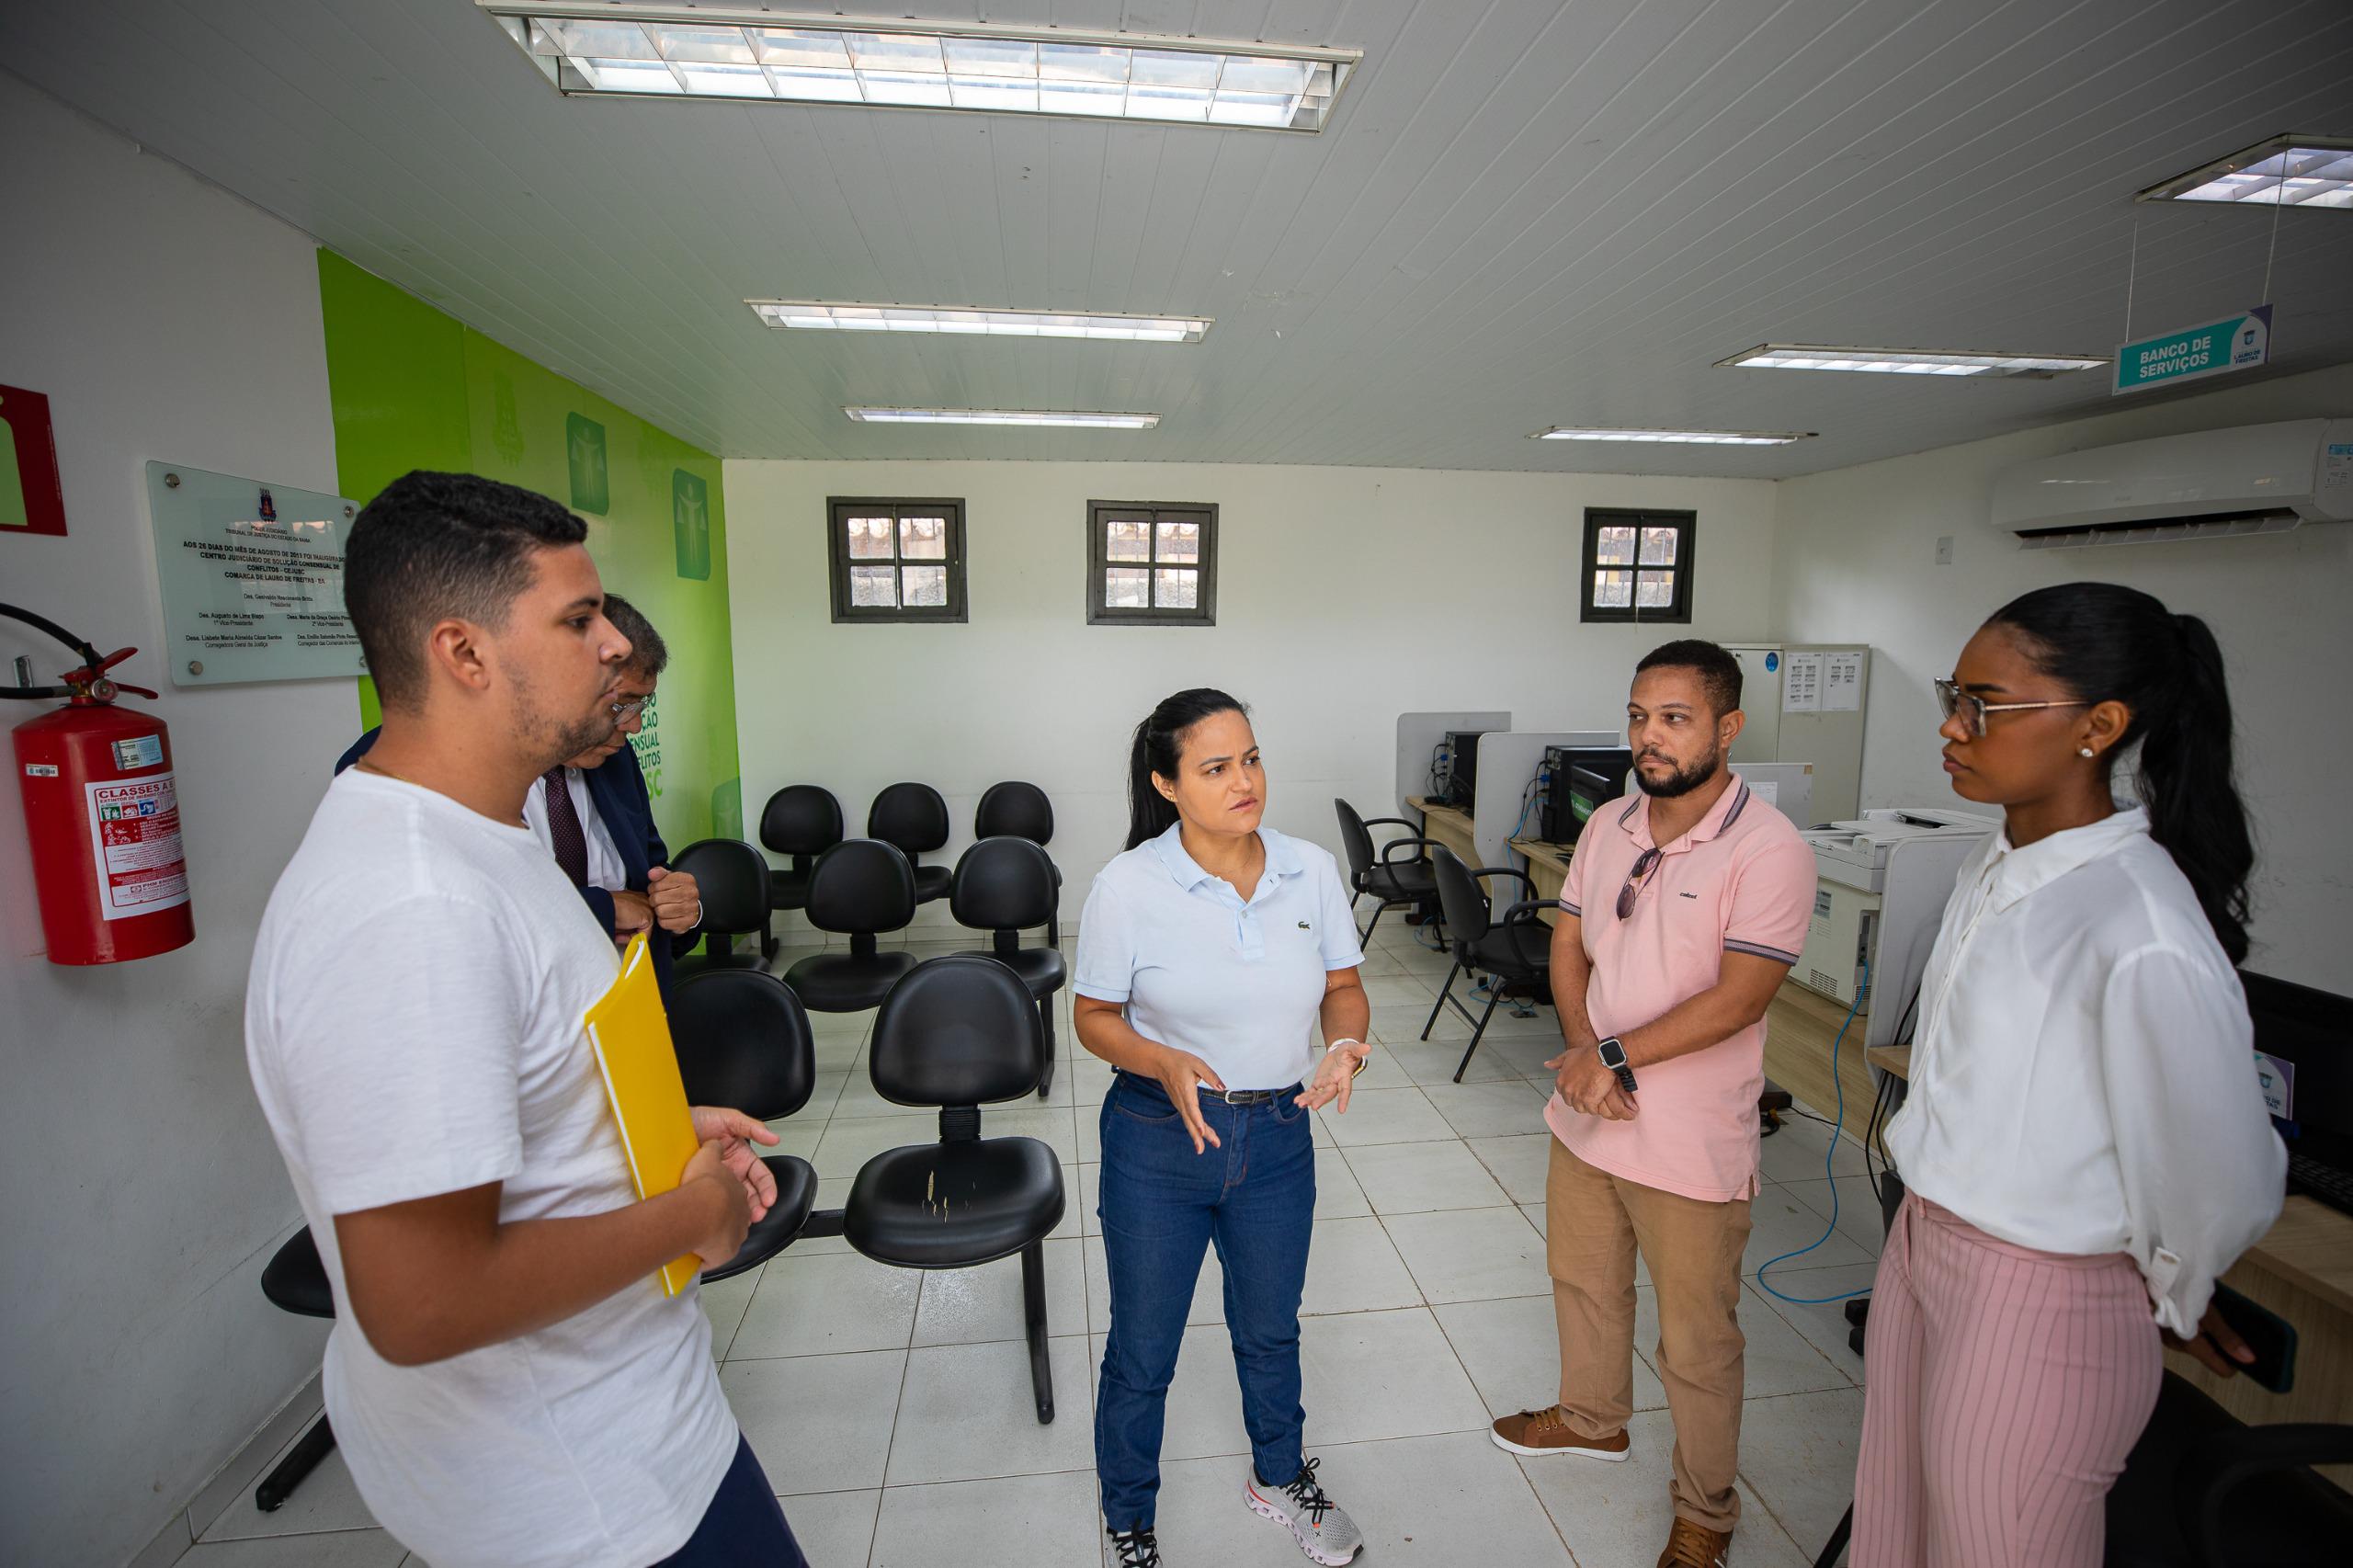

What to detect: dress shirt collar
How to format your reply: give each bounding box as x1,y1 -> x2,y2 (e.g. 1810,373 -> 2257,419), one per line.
1150,822 -> 1303,892
1980,804 -> 2150,913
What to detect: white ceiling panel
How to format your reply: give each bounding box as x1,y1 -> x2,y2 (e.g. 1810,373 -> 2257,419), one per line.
4,0 -> 2348,475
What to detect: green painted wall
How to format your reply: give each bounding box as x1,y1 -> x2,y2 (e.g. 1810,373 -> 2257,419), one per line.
317,251 -> 742,842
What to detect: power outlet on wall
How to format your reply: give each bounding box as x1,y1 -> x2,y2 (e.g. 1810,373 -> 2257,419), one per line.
1934,534 -> 1954,566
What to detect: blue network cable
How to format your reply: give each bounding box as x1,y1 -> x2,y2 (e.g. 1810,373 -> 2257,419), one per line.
1755,958 -> 1876,1306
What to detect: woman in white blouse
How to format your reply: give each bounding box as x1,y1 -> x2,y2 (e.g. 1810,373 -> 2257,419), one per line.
1851,582 -> 2285,1568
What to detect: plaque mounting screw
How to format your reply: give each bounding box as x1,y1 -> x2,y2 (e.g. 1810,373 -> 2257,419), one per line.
187,661 -> 204,676
164,472 -> 181,488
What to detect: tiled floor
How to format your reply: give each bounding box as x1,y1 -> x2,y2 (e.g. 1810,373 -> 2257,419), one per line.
189,919 -> 1880,1567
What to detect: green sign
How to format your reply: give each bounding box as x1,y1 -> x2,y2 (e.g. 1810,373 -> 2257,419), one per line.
2114,305 -> 2270,395
673,469 -> 710,580
566,414 -> 608,514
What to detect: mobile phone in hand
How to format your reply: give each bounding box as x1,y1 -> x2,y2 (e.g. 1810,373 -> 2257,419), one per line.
2211,1282 -> 2298,1394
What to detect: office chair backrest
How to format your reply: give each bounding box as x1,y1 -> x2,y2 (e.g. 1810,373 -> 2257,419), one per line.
759,785 -> 844,863
869,782 -> 950,857
1430,847 -> 1493,944
975,780 -> 1054,846
1334,798 -> 1377,880
870,954 -> 1044,1108
803,838 -> 918,936
672,838 -> 770,933
950,837 -> 1056,937
671,969 -> 816,1122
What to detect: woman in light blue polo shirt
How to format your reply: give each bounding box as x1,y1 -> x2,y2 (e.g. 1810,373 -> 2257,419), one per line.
1074,687 -> 1375,1568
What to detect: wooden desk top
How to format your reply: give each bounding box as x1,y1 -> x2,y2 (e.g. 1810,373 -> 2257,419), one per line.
1864,1044 -> 1912,1081
2245,1196 -> 2353,1318
1404,794 -> 1471,825
1508,836 -> 1574,876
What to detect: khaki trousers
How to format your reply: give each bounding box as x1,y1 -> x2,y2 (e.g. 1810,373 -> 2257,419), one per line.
1545,1137 -> 1753,1532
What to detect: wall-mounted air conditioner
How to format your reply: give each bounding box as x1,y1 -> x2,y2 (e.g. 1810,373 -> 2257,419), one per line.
1988,418 -> 2353,550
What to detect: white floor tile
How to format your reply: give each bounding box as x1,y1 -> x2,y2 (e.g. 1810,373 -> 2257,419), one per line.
731,1249 -> 919,1359
1298,1217 -> 1424,1316
1466,1131 -> 1554,1204
199,1447 -> 379,1543
1382,1206 -> 1550,1304
1312,1148 -> 1371,1221
1379,1032 -> 1522,1085
779,1488 -> 880,1568
1729,1388 -> 1866,1553
728,1349 -> 907,1495
1299,1308 -> 1493,1446
1434,1292 -> 1668,1419
1779,1175 -> 1891,1256
1756,1112 -> 1870,1183
1744,1186 -> 1875,1276
1359,975 -> 1438,1008
1518,1409 -> 1811,1568
1370,1001 -> 1472,1044
178,1531 -> 410,1567
912,1237 -> 1086,1348
1746,1263 -> 1875,1383
1316,1086 -> 1455,1147
870,1469 -> 1102,1568
1421,1077 -> 1552,1141
811,1113 -> 941,1180
1482,1032 -> 1571,1083
883,1336 -> 1096,1485
1344,1139 -> 1512,1215
699,1267 -> 761,1359
1077,1161 -> 1101,1235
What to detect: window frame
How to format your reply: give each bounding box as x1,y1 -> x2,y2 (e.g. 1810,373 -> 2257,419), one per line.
1086,500 -> 1220,627
826,496 -> 969,624
1579,508 -> 1697,625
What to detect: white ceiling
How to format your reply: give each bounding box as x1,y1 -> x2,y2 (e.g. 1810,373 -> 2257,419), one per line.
6,0 -> 2351,476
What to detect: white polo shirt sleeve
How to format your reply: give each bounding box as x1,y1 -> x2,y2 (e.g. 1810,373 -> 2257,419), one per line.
1313,849 -> 1366,971
1073,872 -> 1139,1004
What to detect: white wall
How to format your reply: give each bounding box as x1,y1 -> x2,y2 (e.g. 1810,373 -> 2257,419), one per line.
0,80 -> 344,1567
723,460 -> 1780,930
1772,361 -> 2353,990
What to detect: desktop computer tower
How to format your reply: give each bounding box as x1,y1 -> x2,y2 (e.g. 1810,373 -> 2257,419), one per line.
1442,730 -> 1490,808
1541,746 -> 1633,844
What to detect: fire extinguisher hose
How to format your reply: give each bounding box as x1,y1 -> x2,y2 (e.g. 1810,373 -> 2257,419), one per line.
0,600 -> 107,699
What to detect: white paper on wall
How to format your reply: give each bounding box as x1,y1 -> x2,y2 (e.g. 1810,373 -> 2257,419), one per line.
1823,652 -> 1864,712
1782,653 -> 1823,713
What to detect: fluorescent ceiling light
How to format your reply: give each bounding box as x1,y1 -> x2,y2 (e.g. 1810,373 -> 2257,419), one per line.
2138,134 -> 2353,210
847,407 -> 1160,429
751,301 -> 1209,343
1532,427 -> 1812,446
1717,344 -> 2109,378
481,4 -> 1358,131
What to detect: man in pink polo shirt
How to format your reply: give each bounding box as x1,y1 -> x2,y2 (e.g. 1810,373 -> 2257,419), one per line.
1491,640 -> 1816,1568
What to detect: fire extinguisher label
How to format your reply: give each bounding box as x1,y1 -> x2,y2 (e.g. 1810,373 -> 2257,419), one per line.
84,773 -> 190,920
24,764 -> 61,777
111,734 -> 165,770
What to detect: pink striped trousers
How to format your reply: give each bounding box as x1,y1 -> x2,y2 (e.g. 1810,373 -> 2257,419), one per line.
1852,1192 -> 2161,1568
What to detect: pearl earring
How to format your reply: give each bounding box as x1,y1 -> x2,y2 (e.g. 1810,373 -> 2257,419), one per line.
2078,747 -> 2096,758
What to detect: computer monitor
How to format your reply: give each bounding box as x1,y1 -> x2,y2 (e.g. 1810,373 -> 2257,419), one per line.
1541,745 -> 1632,844
1442,730 -> 1490,808
2245,970 -> 2353,1176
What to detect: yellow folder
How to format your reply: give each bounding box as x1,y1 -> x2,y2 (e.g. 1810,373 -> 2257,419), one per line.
583,933 -> 701,1297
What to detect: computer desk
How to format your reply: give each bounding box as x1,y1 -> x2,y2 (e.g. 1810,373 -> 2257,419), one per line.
1870,1050 -> 2353,1481
1404,795 -> 1479,869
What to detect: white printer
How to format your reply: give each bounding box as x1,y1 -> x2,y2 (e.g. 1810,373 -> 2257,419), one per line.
1795,809 -> 1995,1042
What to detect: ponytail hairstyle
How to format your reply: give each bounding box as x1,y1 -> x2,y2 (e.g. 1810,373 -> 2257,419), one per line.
1126,687 -> 1249,850
1984,583 -> 2254,963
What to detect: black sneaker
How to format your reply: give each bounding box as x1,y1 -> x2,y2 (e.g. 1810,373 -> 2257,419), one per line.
1108,1522 -> 1161,1567
1245,1458 -> 1364,1565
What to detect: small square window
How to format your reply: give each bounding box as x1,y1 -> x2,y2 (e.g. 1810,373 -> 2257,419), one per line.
1581,509 -> 1695,624
828,498 -> 968,622
1088,502 -> 1218,625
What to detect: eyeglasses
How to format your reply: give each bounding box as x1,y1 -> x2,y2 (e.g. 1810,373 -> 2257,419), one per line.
1933,678 -> 2089,739
608,697 -> 649,722
1616,847 -> 1662,919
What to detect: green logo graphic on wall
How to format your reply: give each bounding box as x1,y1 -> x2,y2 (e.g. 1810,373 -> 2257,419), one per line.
566,414 -> 608,514
712,778 -> 743,841
491,370 -> 526,466
630,688 -> 662,797
673,469 -> 710,581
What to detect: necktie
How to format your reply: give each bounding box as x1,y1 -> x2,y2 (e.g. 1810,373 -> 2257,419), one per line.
542,766 -> 589,887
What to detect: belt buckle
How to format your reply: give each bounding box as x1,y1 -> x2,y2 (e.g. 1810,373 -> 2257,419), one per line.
1211,1086 -> 1251,1106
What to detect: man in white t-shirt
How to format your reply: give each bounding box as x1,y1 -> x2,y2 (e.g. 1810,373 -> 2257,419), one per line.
246,470 -> 807,1568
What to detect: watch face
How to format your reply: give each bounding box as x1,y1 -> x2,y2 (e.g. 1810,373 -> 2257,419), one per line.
1598,1040 -> 1625,1068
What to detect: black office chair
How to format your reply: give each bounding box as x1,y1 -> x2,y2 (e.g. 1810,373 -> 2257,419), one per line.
976,781 -> 1062,946
670,838 -> 772,981
1336,797 -> 1446,949
758,784 -> 845,958
780,839 -> 920,1013
670,968 -> 824,1282
843,956 -> 1067,1423
950,837 -> 1065,1099
254,1229 -> 337,1512
1424,846 -> 1552,1083
869,782 -> 954,905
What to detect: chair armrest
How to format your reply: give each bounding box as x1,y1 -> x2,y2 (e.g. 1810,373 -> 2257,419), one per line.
1499,900 -> 1557,966
2182,1422 -> 2353,1566
1362,816 -> 1422,833
1467,865 -> 1540,899
1378,835 -> 1445,867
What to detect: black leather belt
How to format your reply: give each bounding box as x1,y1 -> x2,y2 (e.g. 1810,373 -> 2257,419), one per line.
1200,1084 -> 1302,1106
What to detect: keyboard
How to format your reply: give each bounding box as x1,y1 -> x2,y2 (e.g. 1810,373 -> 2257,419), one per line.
2286,1151 -> 2353,1218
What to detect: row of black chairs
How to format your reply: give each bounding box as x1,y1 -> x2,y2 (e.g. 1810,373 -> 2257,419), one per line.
256,954 -> 1066,1511
760,780 -> 1058,937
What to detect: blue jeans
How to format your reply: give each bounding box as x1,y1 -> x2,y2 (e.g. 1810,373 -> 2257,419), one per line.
654,1437 -> 809,1567
1094,1070 -> 1317,1531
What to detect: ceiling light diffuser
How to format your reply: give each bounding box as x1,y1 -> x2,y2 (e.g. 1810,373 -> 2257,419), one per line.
1717,345 -> 2109,378
1531,427 -> 1813,446
481,4 -> 1358,131
846,407 -> 1160,429
752,301 -> 1209,343
2138,134 -> 2353,210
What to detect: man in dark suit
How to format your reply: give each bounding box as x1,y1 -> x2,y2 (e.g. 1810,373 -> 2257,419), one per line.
336,593 -> 702,1004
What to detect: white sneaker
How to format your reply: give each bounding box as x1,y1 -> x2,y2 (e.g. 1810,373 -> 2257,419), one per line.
1245,1458 -> 1363,1565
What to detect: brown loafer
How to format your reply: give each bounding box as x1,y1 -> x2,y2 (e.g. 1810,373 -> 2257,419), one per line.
1658,1517 -> 1732,1568
1488,1404 -> 1632,1460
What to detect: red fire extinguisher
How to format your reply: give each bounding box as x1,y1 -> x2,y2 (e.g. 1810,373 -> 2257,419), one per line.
6,601 -> 194,964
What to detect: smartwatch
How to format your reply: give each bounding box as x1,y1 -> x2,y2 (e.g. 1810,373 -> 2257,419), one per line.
1595,1037 -> 1638,1095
